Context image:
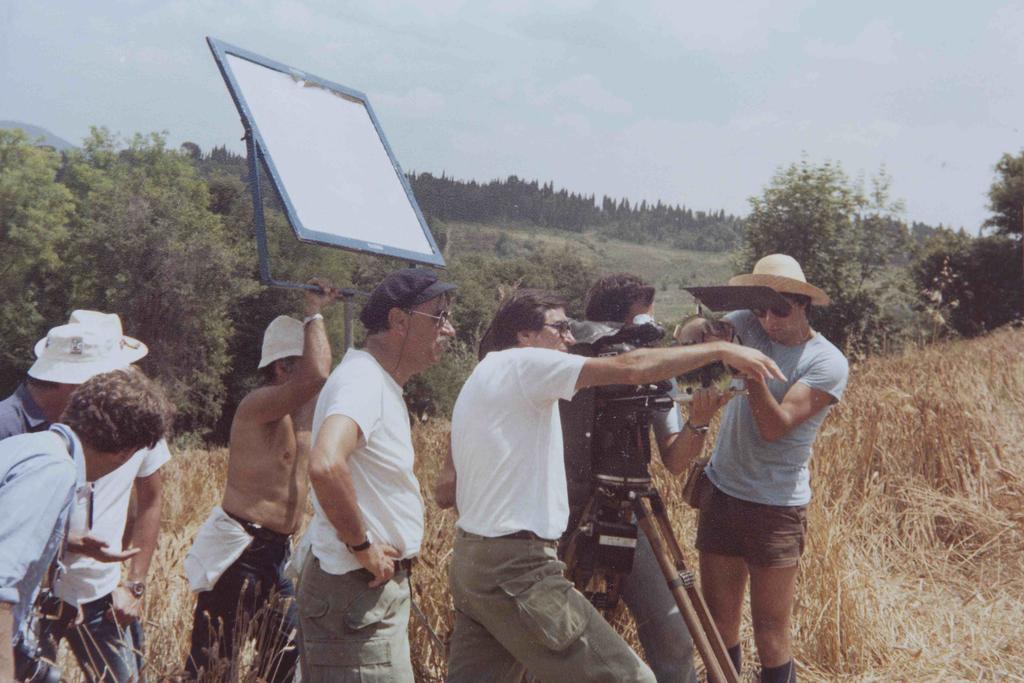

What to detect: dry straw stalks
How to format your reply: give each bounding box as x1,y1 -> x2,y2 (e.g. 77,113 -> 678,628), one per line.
55,328 -> 1024,681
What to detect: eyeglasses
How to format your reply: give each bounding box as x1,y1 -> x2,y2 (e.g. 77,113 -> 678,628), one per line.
543,320 -> 573,336
409,308 -> 452,328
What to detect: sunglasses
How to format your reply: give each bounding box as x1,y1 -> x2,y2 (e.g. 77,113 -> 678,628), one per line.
409,308 -> 452,328
752,295 -> 804,319
542,320 -> 573,335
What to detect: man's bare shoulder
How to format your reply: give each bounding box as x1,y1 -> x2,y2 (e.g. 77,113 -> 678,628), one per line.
232,384 -> 281,424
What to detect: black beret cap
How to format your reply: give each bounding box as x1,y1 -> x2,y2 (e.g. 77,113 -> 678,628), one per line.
360,268 -> 457,330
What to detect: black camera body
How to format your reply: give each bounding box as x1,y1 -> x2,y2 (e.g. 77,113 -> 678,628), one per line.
560,320 -> 674,592
561,319 -> 674,493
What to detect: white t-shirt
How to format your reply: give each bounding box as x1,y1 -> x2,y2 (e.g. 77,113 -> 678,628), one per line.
307,349 -> 423,575
53,439 -> 171,605
453,347 -> 586,540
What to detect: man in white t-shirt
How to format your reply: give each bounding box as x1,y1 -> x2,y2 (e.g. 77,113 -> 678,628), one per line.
445,288 -> 784,683
2,311 -> 171,683
297,268 -> 456,682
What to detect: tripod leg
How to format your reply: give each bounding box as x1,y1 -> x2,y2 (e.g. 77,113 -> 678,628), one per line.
648,493 -> 739,678
635,496 -> 739,683
563,496 -> 595,573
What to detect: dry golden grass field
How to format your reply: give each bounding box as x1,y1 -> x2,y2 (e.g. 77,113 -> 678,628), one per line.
63,327 -> 1024,681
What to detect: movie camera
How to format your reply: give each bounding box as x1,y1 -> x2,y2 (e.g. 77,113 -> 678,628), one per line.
560,316 -> 741,682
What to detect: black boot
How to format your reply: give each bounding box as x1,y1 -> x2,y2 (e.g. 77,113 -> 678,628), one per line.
760,659 -> 797,683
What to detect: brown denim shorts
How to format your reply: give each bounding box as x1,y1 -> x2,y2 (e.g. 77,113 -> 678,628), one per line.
695,483 -> 808,568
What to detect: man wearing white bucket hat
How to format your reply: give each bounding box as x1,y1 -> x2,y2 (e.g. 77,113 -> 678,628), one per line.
0,311 -> 173,683
676,254 -> 849,683
184,279 -> 338,683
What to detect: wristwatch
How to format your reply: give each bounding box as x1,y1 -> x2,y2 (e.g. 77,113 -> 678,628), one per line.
685,420 -> 710,435
121,580 -> 146,598
303,312 -> 324,325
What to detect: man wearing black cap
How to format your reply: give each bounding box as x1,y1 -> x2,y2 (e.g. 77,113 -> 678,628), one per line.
297,268 -> 456,682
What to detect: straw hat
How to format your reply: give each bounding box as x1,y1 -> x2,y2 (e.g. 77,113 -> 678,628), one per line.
258,316 -> 305,369
29,311 -> 148,384
728,254 -> 830,306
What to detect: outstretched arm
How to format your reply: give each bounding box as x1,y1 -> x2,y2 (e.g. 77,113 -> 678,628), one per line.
577,341 -> 784,391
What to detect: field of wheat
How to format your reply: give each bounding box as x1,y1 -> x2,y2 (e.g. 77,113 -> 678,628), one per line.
57,327 -> 1024,681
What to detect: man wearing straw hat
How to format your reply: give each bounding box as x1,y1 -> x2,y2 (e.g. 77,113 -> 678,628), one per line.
0,312 -> 173,683
676,254 -> 849,683
184,280 -> 338,683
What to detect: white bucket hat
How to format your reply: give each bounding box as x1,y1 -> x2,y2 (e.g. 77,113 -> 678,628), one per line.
728,254 -> 830,306
258,316 -> 305,369
29,311 -> 148,384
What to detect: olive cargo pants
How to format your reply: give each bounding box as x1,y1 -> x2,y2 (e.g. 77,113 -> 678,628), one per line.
297,556 -> 414,682
446,529 -> 655,683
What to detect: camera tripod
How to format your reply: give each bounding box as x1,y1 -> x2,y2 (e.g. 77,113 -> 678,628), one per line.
564,481 -> 740,683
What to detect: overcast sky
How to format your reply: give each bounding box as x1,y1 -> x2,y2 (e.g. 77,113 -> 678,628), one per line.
3,1 -> 1022,232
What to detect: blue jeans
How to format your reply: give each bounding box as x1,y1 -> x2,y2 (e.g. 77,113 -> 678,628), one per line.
33,591 -> 144,683
185,537 -> 298,683
619,529 -> 699,683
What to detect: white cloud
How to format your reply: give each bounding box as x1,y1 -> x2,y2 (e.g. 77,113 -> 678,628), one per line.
804,19 -> 902,65
374,86 -> 446,118
553,112 -> 593,137
549,74 -> 634,116
649,0 -> 814,55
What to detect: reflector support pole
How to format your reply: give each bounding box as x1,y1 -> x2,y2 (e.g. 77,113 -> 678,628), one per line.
244,125 -> 364,348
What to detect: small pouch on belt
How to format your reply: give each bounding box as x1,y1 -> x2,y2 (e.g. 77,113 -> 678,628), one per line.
682,455 -> 711,510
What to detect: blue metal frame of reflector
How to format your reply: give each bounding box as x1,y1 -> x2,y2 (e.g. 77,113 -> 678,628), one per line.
206,37 -> 446,281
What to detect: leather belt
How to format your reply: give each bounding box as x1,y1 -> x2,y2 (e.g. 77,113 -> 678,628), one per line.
224,509 -> 292,545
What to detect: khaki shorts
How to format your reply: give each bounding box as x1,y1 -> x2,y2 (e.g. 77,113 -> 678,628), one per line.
695,483 -> 808,568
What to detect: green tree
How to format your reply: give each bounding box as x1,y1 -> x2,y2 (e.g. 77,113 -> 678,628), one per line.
59,129 -> 256,432
912,231 -> 1022,335
203,158 -> 360,441
0,129 -> 74,391
742,160 -> 915,353
983,151 -> 1024,236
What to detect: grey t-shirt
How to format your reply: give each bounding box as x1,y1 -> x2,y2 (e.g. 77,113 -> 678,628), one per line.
706,311 -> 849,506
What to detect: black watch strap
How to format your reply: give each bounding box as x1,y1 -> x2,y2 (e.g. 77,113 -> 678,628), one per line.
347,537 -> 372,552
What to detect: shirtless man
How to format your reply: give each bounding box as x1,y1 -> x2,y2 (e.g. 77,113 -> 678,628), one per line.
184,280 -> 337,682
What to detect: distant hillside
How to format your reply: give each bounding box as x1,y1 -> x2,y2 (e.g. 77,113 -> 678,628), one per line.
187,145 -> 744,253
439,220 -> 735,322
0,121 -> 76,151
409,171 -> 744,252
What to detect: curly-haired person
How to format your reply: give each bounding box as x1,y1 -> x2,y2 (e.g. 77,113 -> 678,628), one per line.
0,368 -> 173,682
